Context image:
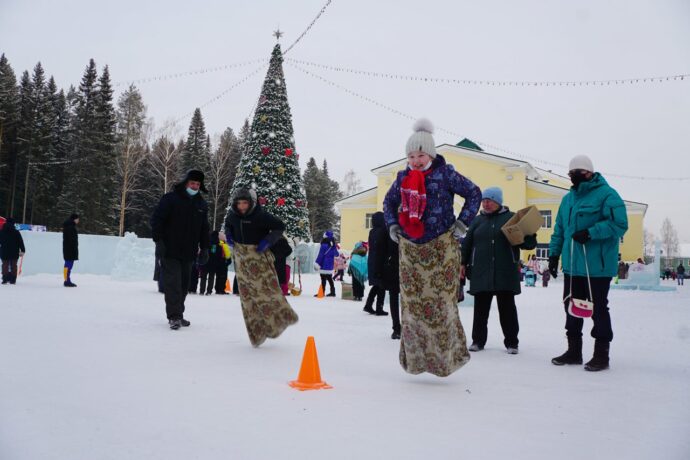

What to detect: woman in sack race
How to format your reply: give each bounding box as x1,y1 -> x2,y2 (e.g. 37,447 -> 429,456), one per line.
314,230 -> 339,297
548,155 -> 628,371
383,118 -> 482,377
461,187 -> 537,355
224,188 -> 298,347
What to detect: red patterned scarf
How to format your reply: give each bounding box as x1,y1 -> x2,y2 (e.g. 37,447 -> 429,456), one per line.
399,169 -> 432,239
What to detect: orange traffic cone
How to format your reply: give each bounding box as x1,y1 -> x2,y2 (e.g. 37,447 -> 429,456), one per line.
225,279 -> 231,293
316,284 -> 325,298
289,336 -> 333,391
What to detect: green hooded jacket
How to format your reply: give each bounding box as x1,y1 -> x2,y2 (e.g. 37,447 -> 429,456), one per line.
549,173 -> 628,278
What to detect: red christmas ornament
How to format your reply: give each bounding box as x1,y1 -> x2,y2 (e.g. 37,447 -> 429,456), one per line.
296,154 -> 300,160
285,148 -> 293,156
261,146 -> 271,155
295,200 -> 303,207
277,197 -> 286,206
258,196 -> 268,205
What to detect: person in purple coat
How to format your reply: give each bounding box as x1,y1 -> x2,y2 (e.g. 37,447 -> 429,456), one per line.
383,118 -> 482,377
314,230 -> 339,297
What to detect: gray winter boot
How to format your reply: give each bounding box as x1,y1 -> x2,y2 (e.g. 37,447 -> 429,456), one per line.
584,340 -> 610,372
551,336 -> 583,365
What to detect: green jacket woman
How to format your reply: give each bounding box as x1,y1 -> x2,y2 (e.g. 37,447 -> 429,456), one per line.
549,173 -> 628,278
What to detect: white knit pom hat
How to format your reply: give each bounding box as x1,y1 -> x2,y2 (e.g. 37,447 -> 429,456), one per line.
569,154 -> 594,172
405,118 -> 437,158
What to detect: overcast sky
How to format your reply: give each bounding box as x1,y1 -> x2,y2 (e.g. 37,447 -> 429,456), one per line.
2,0 -> 689,241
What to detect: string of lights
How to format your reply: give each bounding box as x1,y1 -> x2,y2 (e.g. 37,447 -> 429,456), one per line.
113,59 -> 268,88
287,61 -> 690,181
283,0 -> 333,55
170,64 -> 268,127
286,57 -> 689,88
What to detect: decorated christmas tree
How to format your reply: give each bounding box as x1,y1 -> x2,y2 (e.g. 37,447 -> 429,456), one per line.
230,36 -> 310,240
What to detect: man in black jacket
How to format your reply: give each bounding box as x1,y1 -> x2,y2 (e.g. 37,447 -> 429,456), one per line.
364,212 -> 390,317
62,214 -> 80,287
0,218 -> 25,285
151,170 -> 210,330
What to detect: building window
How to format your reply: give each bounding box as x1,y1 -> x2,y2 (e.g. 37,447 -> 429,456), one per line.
540,210 -> 552,229
365,213 -> 374,229
535,244 -> 550,259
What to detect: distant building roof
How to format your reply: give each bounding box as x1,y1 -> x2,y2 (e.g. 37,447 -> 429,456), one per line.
456,138 -> 483,151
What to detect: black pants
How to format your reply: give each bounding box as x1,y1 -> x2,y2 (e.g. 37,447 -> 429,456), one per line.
2,259 -> 18,283
188,263 -> 199,293
333,269 -> 344,281
365,285 -> 385,309
320,273 -> 335,294
200,268 -> 216,295
563,275 -> 613,342
389,289 -> 400,333
233,275 -> 240,295
162,258 -> 192,321
472,291 -> 519,349
215,267 -> 228,293
352,277 -> 364,299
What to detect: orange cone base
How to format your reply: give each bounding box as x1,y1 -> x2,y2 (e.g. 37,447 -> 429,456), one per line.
288,380 -> 333,391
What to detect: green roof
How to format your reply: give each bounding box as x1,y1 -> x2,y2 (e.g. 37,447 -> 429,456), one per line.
456,138 -> 483,151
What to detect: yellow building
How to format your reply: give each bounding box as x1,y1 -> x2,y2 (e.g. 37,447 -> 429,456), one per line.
337,141 -> 647,262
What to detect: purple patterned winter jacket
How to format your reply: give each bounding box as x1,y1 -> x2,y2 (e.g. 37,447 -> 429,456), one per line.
383,154 -> 482,244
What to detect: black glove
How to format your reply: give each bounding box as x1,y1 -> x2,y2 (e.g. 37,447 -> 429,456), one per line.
155,241 -> 166,258
572,229 -> 591,244
548,256 -> 559,278
198,248 -> 209,266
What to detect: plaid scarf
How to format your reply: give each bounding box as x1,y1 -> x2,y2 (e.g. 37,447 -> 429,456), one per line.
399,169 -> 432,239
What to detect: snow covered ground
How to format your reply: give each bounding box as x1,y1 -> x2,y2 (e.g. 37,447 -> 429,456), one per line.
1,274 -> 689,460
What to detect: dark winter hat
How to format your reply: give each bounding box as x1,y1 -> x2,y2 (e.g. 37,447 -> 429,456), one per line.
481,187 -> 503,206
69,213 -> 80,221
231,188 -> 257,214
183,169 -> 208,193
323,230 -> 334,239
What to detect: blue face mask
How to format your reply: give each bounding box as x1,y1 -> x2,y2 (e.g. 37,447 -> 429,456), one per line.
186,187 -> 199,196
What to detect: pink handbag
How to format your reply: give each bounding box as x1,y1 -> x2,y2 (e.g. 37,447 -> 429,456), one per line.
564,243 -> 594,319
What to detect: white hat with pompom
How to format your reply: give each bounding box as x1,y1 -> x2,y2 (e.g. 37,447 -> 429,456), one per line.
405,118 -> 437,158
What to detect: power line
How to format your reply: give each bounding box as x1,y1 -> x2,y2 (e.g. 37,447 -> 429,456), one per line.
286,57 -> 689,88
287,61 -> 690,181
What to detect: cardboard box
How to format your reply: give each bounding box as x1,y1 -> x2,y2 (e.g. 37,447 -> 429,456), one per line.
501,205 -> 542,245
341,282 -> 354,300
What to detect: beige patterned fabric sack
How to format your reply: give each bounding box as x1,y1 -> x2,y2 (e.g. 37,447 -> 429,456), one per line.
233,243 -> 299,347
398,230 -> 470,377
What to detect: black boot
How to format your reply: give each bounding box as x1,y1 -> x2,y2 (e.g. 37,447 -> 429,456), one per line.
551,336 -> 583,365
585,340 -> 610,372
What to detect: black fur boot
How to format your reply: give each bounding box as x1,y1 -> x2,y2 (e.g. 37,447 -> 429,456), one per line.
584,340 -> 610,372
551,335 -> 583,365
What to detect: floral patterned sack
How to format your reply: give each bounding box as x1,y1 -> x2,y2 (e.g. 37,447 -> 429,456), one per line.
398,230 -> 470,377
233,243 -> 299,347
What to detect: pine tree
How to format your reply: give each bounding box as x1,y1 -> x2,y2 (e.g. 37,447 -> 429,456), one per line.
303,158 -> 341,241
92,64 -> 118,234
46,87 -> 70,228
0,54 -> 20,217
115,84 -> 147,236
230,43 -> 310,240
181,108 -> 211,175
60,59 -> 99,228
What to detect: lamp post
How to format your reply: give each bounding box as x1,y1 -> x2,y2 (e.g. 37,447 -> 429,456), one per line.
15,136 -> 32,223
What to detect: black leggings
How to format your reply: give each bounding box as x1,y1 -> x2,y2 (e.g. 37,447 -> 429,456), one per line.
320,274 -> 335,294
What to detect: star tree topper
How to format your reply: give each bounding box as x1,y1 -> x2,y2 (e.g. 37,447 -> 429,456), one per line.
273,29 -> 283,40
